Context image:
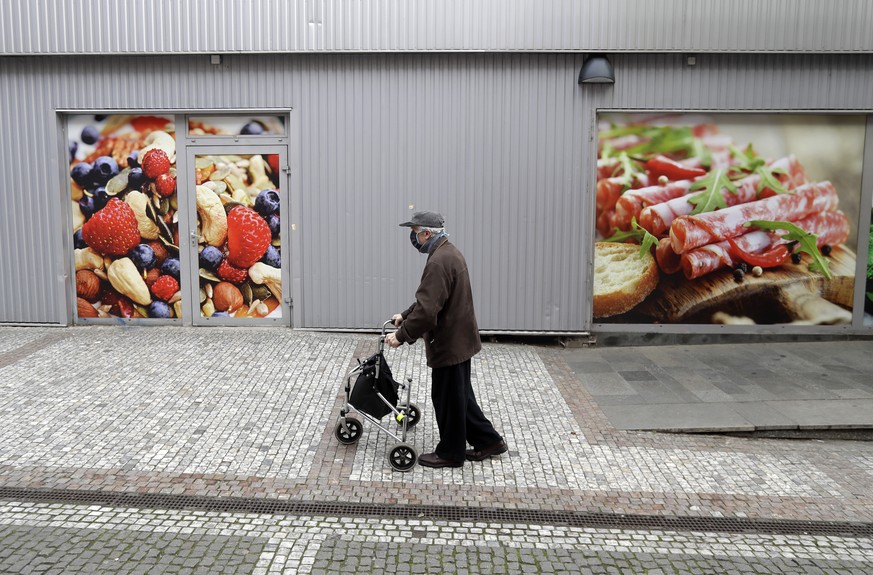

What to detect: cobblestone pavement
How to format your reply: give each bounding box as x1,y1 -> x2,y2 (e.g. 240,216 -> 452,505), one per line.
0,326 -> 872,573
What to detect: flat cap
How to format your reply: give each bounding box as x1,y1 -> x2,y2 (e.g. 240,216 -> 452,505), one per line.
399,211 -> 445,228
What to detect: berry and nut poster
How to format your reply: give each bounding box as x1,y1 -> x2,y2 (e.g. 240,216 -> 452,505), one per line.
593,113 -> 865,326
70,114 -> 182,320
69,114 -> 284,321
194,153 -> 283,319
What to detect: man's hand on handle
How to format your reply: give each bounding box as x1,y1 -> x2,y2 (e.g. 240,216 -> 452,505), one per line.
384,314 -> 404,348
385,332 -> 401,348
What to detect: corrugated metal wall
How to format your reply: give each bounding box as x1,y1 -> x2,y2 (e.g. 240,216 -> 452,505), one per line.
2,0 -> 873,55
1,52 -> 871,329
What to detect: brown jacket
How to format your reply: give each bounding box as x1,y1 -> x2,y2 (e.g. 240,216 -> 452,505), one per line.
395,237 -> 482,368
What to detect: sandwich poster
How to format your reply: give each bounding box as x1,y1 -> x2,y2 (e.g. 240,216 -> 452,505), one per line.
592,113 -> 864,326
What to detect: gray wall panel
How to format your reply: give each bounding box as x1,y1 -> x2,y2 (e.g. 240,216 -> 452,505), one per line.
3,1 -> 873,55
1,52 -> 872,330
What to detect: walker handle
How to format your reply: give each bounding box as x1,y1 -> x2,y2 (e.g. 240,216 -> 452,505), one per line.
381,319 -> 395,336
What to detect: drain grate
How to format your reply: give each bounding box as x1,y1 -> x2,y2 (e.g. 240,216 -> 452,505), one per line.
1,486 -> 870,538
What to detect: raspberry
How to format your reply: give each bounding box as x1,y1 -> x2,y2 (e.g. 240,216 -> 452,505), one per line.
150,275 -> 179,302
81,198 -> 141,256
226,206 -> 272,268
155,173 -> 176,197
141,149 -> 171,179
217,259 -> 248,284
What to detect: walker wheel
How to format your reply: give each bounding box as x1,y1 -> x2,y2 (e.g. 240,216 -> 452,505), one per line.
388,444 -> 417,472
397,403 -> 421,429
335,418 -> 362,445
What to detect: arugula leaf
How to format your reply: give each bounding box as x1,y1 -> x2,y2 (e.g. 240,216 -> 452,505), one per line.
687,169 -> 737,215
755,165 -> 789,196
727,144 -> 765,177
624,126 -> 696,158
747,220 -> 833,280
603,217 -> 659,258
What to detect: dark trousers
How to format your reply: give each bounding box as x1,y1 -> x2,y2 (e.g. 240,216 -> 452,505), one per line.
431,359 -> 503,462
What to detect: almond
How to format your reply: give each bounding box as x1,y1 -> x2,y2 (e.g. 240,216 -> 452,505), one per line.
77,297 -> 99,318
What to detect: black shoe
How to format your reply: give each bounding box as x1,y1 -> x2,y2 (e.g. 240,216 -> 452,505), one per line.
418,452 -> 464,468
465,440 -> 508,462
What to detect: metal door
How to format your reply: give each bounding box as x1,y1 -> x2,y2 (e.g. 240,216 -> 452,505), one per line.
186,146 -> 291,326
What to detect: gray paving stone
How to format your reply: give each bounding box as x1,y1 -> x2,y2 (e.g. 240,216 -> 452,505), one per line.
598,402 -> 756,432
769,399 -> 873,429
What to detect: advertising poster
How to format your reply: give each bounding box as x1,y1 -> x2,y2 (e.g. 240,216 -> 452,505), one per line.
69,114 -> 180,320
593,114 -> 864,326
194,153 -> 283,319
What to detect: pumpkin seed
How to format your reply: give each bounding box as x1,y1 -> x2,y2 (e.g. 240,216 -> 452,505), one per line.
199,269 -> 221,282
195,157 -> 214,170
251,284 -> 272,301
242,282 -> 253,306
158,235 -> 179,254
210,166 -> 232,181
160,198 -> 170,214
223,201 -> 245,215
106,168 -> 130,196
134,304 -> 149,318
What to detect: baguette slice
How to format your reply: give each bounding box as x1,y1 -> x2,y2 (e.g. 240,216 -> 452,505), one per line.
593,242 -> 659,318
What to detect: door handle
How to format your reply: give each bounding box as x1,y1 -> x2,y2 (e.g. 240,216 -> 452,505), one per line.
190,231 -> 198,247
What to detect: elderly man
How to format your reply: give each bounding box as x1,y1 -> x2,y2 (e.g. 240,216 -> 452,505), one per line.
385,211 -> 506,468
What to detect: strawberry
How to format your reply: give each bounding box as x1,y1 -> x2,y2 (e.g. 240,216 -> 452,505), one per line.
141,149 -> 171,179
267,154 -> 279,175
81,198 -> 141,256
150,275 -> 179,302
217,259 -> 248,284
155,173 -> 176,197
226,206 -> 271,268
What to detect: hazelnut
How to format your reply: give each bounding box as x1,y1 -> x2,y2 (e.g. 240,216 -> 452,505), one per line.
144,268 -> 161,287
75,270 -> 101,302
77,297 -> 99,318
212,282 -> 244,312
147,241 -> 170,267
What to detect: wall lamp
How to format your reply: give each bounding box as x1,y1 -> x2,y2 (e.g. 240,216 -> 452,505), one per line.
578,54 -> 615,84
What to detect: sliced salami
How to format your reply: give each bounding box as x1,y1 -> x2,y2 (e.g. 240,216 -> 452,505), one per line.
640,156 -> 806,237
669,181 -> 838,255
678,210 -> 849,280
614,180 -> 693,232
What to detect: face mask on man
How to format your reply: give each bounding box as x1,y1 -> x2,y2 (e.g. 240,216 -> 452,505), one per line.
410,230 -> 424,251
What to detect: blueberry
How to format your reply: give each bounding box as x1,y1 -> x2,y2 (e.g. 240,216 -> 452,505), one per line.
81,125 -> 100,145
73,229 -> 87,249
92,156 -> 119,185
254,189 -> 280,216
261,245 -> 281,268
127,150 -> 139,168
128,167 -> 146,189
129,244 -> 157,270
78,196 -> 97,219
266,214 -> 280,236
147,301 -> 172,318
69,140 -> 78,162
160,257 -> 181,280
198,246 -> 223,272
240,121 -> 265,135
94,114 -> 108,122
211,311 -> 229,317
92,186 -> 110,211
71,162 -> 93,187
